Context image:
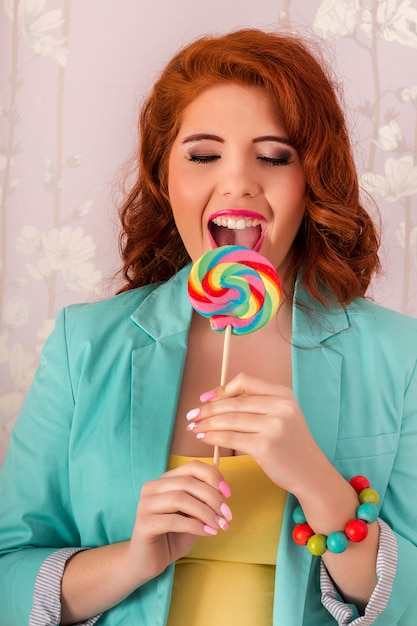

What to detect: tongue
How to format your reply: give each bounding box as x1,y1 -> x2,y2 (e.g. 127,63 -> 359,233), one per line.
212,224 -> 261,249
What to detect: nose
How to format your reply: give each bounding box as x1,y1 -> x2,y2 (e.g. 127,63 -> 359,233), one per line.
216,160 -> 261,198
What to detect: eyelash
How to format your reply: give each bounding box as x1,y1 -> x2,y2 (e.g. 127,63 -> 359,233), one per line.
187,154 -> 294,166
257,155 -> 293,167
187,155 -> 220,164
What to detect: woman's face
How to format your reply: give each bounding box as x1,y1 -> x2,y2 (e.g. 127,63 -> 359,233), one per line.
168,83 -> 306,273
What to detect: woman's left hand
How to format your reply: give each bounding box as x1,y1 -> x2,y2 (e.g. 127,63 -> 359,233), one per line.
186,372 -> 328,495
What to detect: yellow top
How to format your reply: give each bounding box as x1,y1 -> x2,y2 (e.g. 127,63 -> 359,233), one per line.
166,454 -> 287,625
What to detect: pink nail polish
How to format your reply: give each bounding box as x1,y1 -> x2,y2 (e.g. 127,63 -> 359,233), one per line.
203,524 -> 218,536
186,422 -> 197,432
200,390 -> 215,403
215,516 -> 229,530
220,502 -> 233,521
219,480 -> 232,498
196,432 -> 205,440
186,408 -> 200,421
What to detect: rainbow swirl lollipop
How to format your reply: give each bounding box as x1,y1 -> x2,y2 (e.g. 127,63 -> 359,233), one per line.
188,245 -> 281,335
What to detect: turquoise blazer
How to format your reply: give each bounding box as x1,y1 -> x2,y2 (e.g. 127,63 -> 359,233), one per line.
1,266 -> 417,625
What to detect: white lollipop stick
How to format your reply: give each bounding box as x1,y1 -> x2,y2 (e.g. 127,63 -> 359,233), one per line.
213,324 -> 232,469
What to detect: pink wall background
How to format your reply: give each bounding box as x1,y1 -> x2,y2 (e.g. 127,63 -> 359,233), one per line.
1,0 -> 417,466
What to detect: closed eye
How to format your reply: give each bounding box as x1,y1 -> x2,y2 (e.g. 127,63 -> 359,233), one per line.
187,154 -> 221,164
257,155 -> 294,166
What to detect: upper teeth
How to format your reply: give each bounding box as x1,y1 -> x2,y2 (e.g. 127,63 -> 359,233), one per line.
212,216 -> 262,230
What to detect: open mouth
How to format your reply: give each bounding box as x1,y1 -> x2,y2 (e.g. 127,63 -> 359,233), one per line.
208,210 -> 265,251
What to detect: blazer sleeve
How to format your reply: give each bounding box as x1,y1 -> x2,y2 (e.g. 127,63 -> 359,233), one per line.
374,356 -> 417,624
0,308 -> 81,625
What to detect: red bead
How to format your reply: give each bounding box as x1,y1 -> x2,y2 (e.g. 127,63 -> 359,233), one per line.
349,475 -> 370,494
292,523 -> 314,545
345,518 -> 368,542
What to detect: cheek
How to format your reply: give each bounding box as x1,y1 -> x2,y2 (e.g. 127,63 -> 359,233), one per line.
167,154 -> 179,204
275,182 -> 306,224
288,177 -> 307,223
168,162 -> 198,209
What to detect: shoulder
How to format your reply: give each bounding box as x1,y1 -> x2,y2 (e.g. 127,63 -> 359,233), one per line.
51,283 -> 162,347
347,298 -> 417,341
63,283 -> 159,322
61,263 -> 192,328
51,264 -> 191,346
341,299 -> 417,380
294,280 -> 417,352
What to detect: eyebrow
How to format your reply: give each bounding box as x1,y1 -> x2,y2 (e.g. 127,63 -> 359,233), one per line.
182,134 -> 224,144
181,133 -> 294,147
253,135 -> 294,147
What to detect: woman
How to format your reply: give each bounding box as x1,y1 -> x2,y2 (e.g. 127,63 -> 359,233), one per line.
0,29 -> 416,625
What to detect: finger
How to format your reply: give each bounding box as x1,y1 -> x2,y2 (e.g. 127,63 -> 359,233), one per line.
191,429 -> 258,460
142,511 -> 223,538
138,462 -> 230,506
141,473 -> 225,509
141,489 -> 230,530
200,372 -> 294,403
138,464 -> 232,522
205,395 -> 277,419
191,393 -> 296,426
159,459 -> 229,495
190,410 -> 263,436
138,481 -> 233,540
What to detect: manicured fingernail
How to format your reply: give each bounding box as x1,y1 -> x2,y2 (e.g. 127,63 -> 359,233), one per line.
196,432 -> 205,439
186,408 -> 200,421
186,422 -> 197,432
220,502 -> 233,521
203,524 -> 218,536
219,480 -> 232,498
200,390 -> 215,402
215,516 -> 229,531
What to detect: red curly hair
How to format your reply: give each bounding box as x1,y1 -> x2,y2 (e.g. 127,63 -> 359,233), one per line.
117,28 -> 380,305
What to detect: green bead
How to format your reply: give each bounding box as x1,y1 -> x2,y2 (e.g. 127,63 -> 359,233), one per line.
307,534 -> 327,556
292,505 -> 307,524
359,488 -> 380,505
326,531 -> 348,553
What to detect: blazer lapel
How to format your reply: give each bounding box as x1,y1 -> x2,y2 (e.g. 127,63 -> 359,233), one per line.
292,279 -> 349,459
129,266 -> 192,498
274,281 -> 350,624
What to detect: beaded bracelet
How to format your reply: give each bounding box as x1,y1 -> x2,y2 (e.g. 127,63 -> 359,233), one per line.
292,476 -> 380,556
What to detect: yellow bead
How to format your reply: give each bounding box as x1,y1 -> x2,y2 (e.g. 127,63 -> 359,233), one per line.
359,488 -> 380,505
307,534 -> 327,556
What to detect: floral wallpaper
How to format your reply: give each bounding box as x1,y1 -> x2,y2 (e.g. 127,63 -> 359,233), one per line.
1,0 -> 416,467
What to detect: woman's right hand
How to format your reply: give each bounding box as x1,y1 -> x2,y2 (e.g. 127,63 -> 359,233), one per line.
61,461 -> 232,624
126,460 -> 232,584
